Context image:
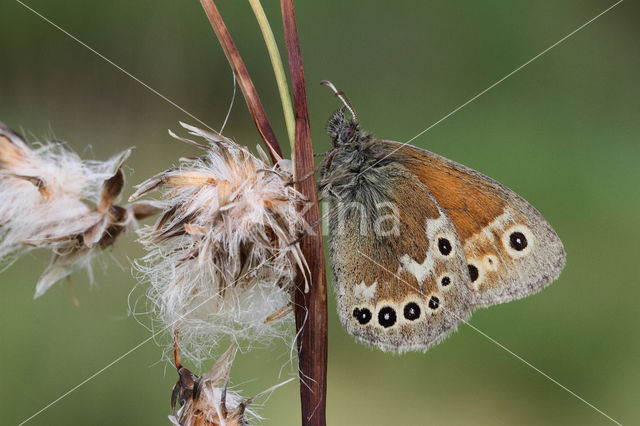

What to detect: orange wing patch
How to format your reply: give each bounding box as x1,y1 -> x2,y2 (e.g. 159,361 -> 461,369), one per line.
393,142 -> 565,307
398,144 -> 505,243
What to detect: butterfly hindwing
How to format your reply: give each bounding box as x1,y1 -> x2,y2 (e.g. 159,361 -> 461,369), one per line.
325,156 -> 473,352
393,142 -> 566,307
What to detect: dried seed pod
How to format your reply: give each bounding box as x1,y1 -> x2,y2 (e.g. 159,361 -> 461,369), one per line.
170,343 -> 293,426
133,123 -> 309,363
0,122 -> 161,297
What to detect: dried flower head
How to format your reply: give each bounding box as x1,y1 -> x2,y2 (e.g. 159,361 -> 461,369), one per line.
170,344 -> 293,426
0,122 -> 160,298
132,123 -> 309,363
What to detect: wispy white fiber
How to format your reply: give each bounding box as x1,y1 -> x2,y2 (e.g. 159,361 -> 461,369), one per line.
0,122 -> 158,298
132,123 -> 309,364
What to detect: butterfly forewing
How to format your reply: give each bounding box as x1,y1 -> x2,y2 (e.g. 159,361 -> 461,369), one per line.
392,142 -> 566,307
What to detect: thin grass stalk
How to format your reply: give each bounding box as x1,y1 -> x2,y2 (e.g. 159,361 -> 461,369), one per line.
199,0 -> 282,162
198,1 -> 327,423
248,0 -> 296,152
281,0 -> 328,424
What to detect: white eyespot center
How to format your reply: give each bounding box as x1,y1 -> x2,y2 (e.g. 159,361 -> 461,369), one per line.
502,224 -> 534,258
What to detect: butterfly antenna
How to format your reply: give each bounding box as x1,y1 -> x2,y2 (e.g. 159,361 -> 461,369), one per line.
320,80 -> 358,122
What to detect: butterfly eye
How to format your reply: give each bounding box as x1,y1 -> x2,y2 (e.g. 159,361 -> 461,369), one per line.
340,126 -> 355,142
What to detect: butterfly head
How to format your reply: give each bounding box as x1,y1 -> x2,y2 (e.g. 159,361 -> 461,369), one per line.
326,107 -> 361,148
321,80 -> 369,149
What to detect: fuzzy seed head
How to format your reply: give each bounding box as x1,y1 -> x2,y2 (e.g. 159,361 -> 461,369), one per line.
170,345 -> 292,426
0,122 -> 158,297
171,376 -> 249,426
133,123 -> 309,363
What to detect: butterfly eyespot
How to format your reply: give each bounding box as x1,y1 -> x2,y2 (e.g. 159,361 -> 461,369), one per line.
440,276 -> 451,287
378,306 -> 397,328
403,302 -> 421,321
509,232 -> 527,251
353,307 -> 372,325
502,225 -> 534,258
468,264 -> 479,282
467,260 -> 486,289
437,238 -> 452,256
428,296 -> 440,310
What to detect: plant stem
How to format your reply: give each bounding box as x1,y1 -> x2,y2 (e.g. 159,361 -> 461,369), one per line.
281,1 -> 328,425
248,0 -> 296,152
199,0 -> 282,162
199,1 -> 327,423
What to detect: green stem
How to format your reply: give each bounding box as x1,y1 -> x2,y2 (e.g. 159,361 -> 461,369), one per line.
248,0 -> 296,152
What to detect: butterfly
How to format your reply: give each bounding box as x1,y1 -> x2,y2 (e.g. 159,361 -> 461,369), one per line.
318,81 -> 566,352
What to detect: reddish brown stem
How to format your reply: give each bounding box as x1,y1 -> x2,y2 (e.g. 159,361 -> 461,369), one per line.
199,0 -> 282,162
281,1 -> 328,425
173,330 -> 182,370
199,1 -> 327,422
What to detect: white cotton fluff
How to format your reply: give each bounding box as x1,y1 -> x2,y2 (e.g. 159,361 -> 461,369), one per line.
132,123 -> 309,364
0,122 -> 151,297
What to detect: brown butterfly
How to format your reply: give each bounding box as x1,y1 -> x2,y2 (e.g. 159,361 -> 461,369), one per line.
318,82 -> 565,352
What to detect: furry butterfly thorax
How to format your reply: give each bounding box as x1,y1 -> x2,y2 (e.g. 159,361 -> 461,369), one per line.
319,101 -> 566,353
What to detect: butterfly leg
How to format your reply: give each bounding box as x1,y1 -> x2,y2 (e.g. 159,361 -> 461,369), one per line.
256,167 -> 318,188
286,165 -> 323,187
288,209 -> 331,246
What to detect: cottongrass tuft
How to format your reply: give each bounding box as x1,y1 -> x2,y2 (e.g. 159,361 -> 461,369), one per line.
0,122 -> 159,298
170,344 -> 293,426
132,123 -> 309,363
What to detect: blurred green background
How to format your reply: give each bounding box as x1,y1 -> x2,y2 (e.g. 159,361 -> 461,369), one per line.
1,0 -> 638,424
